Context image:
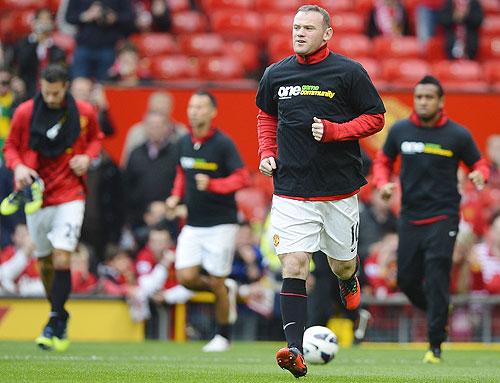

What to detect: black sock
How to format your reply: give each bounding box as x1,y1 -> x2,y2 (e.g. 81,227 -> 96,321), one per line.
280,278 -> 307,353
50,270 -> 71,319
216,324 -> 231,341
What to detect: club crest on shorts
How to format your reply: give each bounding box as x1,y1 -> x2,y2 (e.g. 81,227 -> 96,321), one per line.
273,234 -> 280,247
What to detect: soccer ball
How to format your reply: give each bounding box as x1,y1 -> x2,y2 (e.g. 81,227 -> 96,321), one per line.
302,326 -> 339,364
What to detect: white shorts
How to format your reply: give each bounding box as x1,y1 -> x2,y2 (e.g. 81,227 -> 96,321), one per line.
175,224 -> 239,277
26,200 -> 85,258
270,194 -> 359,261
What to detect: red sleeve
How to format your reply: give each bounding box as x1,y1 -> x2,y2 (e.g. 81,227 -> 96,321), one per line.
80,103 -> 103,159
321,113 -> 385,142
4,102 -> 30,170
372,150 -> 395,189
469,158 -> 490,183
257,108 -> 278,160
207,167 -> 251,194
171,165 -> 185,199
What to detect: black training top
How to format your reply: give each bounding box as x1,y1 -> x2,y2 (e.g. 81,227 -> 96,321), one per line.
383,118 -> 481,221
256,52 -> 385,198
178,129 -> 244,227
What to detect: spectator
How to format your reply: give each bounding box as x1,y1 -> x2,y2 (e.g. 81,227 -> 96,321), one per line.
65,0 -> 135,81
367,0 -> 411,38
70,243 -> 97,294
71,77 -> 115,137
0,223 -> 44,296
130,0 -> 172,33
132,200 -> 177,250
98,245 -> 136,296
121,91 -> 186,165
12,8 -> 66,98
124,110 -> 180,228
471,213 -> 500,294
107,41 -> 152,87
416,0 -> 445,45
439,0 -> 483,60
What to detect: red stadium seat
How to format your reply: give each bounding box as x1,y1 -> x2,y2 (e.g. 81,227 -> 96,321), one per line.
382,59 -> 431,88
331,13 -> 366,34
484,60 -> 500,84
329,34 -> 372,57
482,15 -> 500,36
149,55 -> 200,80
479,36 -> 500,60
425,36 -> 447,62
374,36 -> 422,59
267,34 -> 293,63
171,11 -> 208,34
199,55 -> 245,80
168,0 -> 191,13
481,0 -> 500,14
355,0 -> 375,14
312,0 -> 354,13
356,57 -> 388,89
201,0 -> 253,11
130,33 -> 178,57
210,10 -> 259,39
254,0 -> 301,12
179,33 -> 224,56
0,0 -> 47,11
236,187 -> 270,223
263,12 -> 294,36
432,60 -> 488,92
225,40 -> 260,71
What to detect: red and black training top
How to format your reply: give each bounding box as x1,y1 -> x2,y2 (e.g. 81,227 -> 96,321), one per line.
373,112 -> 490,222
256,44 -> 386,200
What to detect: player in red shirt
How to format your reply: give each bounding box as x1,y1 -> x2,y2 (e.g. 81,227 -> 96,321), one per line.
3,64 -> 102,352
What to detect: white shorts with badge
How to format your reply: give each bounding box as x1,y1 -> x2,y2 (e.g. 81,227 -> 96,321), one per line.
26,200 -> 85,258
271,194 -> 359,261
175,224 -> 239,277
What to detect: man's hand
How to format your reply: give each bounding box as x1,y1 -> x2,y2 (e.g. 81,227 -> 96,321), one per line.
69,154 -> 91,176
194,173 -> 210,191
468,170 -> 485,191
379,182 -> 396,201
259,157 -> 276,177
312,117 -> 324,141
14,164 -> 38,190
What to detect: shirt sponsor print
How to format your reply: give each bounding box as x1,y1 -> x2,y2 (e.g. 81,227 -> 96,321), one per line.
400,141 -> 454,157
180,156 -> 218,171
278,84 -> 335,100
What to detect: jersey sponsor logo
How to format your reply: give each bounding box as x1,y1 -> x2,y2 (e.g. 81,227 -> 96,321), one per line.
180,156 -> 218,171
400,141 -> 454,157
273,233 -> 280,247
277,84 -> 335,100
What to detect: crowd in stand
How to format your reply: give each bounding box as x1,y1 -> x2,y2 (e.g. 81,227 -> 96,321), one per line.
0,1 -> 499,341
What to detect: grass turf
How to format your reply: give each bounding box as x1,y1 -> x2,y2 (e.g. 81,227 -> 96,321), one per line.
1,341 -> 499,382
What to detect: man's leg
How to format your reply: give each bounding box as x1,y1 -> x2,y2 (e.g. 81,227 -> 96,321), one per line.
397,222 -> 427,311
328,256 -> 360,310
275,251 -> 310,378
422,217 -> 457,363
37,255 -> 54,302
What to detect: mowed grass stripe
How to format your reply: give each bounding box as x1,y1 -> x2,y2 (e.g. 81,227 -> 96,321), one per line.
0,341 -> 499,383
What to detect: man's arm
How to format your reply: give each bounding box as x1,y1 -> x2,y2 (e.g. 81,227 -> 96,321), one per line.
313,113 -> 385,142
257,109 -> 278,176
372,150 -> 396,201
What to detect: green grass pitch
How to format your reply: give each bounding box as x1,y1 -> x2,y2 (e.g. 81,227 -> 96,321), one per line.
1,341 -> 499,382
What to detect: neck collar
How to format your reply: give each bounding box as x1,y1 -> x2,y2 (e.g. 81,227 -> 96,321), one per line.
410,110 -> 448,128
296,43 -> 330,65
190,125 -> 217,146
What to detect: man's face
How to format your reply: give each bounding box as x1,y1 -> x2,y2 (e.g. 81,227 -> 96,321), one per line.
413,84 -> 444,121
33,10 -> 54,35
187,94 -> 216,128
41,79 -> 67,109
144,112 -> 170,144
0,71 -> 11,97
292,11 -> 332,56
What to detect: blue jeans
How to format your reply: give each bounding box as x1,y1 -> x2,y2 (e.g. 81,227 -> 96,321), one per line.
416,6 -> 440,44
71,46 -> 116,81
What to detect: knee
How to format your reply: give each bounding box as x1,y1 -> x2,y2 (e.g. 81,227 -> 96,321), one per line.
330,258 -> 356,280
52,249 -> 71,270
281,253 -> 310,279
176,270 -> 195,287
